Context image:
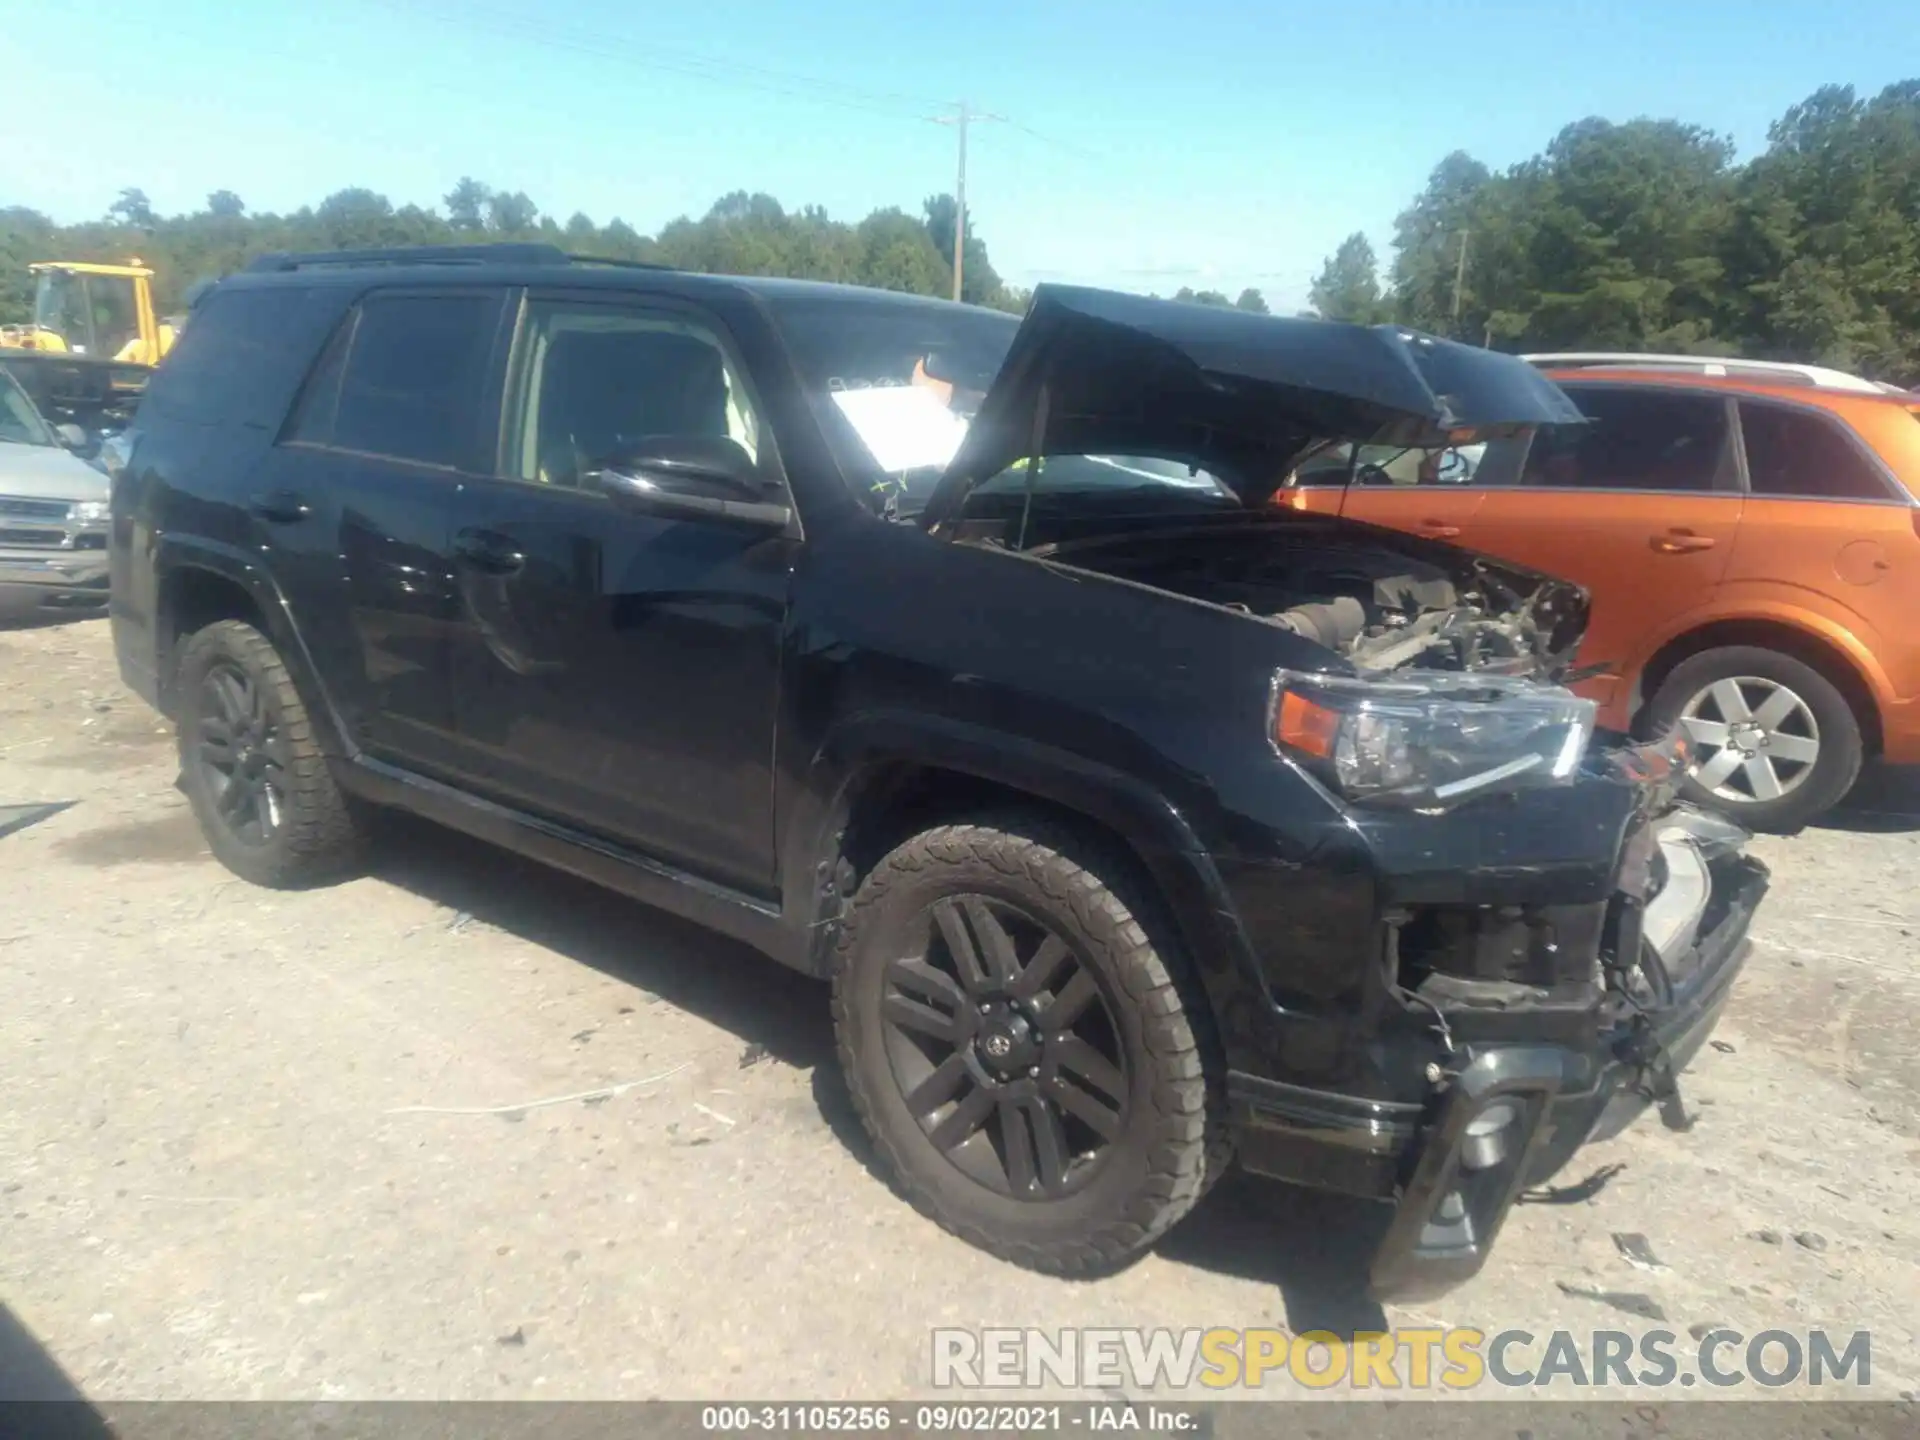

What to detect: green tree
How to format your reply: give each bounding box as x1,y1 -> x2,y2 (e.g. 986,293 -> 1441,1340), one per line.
1391,151 -> 1491,333
856,208 -> 951,295
1726,82 -> 1920,376
444,177 -> 490,232
206,190 -> 245,218
109,187 -> 156,228
1234,288 -> 1270,314
922,193 -> 1004,305
1310,233 -> 1388,322
486,190 -> 538,235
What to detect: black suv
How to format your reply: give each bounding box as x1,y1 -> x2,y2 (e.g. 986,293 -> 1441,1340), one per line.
109,245 -> 1767,1298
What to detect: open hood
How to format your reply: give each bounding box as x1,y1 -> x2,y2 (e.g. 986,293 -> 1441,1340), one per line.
918,285 -> 1584,528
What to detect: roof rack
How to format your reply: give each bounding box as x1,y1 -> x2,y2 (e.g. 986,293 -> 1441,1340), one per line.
1523,351 -> 1892,396
562,252 -> 675,271
244,243 -> 572,273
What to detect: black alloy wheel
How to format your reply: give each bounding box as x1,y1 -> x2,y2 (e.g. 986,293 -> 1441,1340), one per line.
879,893 -> 1130,1200
833,818 -> 1226,1275
193,657 -> 289,846
174,619 -> 365,888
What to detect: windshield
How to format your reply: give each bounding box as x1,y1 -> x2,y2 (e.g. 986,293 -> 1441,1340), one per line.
0,369 -> 56,446
31,271 -> 139,359
33,271 -> 92,352
764,293 -> 1234,516
90,275 -> 140,359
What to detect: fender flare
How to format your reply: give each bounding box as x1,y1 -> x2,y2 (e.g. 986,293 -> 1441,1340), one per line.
153,536 -> 356,759
787,708 -> 1268,1022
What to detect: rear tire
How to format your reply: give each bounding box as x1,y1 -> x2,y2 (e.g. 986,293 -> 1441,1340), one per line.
1645,645 -> 1862,833
832,817 -> 1226,1275
175,620 -> 364,887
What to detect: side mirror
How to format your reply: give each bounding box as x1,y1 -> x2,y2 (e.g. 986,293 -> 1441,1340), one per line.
591,435 -> 791,529
55,423 -> 87,450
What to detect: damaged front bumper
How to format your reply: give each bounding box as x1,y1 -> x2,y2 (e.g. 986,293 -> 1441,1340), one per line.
1228,801 -> 1768,1303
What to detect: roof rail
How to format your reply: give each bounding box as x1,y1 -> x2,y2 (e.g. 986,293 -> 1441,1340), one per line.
563,252 -> 675,272
244,243 -> 571,273
1523,351 -> 1890,396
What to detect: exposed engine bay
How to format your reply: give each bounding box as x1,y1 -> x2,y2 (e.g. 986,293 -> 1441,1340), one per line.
1029,522 -> 1589,678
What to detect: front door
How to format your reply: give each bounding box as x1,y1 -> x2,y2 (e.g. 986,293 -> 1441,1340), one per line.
1278,439 -> 1511,545
445,291 -> 794,895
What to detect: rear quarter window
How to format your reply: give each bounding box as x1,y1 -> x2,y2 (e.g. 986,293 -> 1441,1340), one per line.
140,285 -> 350,430
1737,401 -> 1892,500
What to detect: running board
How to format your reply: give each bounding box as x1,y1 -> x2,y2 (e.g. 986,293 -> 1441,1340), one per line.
343,756 -> 806,973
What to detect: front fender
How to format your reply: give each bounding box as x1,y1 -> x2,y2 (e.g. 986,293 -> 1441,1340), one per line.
785,708 -> 1274,1070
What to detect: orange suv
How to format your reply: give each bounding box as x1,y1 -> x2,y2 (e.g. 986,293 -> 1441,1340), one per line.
1286,354 -> 1920,831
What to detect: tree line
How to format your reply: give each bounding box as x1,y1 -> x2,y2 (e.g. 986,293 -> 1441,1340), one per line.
0,179 -> 1035,321
1310,80 -> 1920,383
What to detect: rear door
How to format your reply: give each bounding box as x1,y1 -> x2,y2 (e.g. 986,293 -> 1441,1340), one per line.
1727,397 -> 1920,696
442,289 -> 794,895
257,286 -> 510,775
1467,384 -> 1743,716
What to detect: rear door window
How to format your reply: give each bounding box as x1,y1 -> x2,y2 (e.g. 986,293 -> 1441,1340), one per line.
290,290 -> 504,470
1737,401 -> 1891,500
1525,387 -> 1735,492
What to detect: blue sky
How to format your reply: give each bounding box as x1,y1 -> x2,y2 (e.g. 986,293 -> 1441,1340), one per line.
0,0 -> 1909,310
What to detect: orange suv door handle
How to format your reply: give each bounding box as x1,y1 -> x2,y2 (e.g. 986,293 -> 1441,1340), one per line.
1417,520 -> 1462,538
1651,530 -> 1716,554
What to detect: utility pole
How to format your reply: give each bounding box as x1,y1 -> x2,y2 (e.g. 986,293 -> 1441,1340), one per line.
1451,229 -> 1471,326
932,102 -> 1002,302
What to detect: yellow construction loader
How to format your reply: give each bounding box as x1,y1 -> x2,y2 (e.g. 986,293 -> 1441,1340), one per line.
0,260 -> 176,441
0,260 -> 176,363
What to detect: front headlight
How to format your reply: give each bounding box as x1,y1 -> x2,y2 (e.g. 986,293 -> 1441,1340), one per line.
1271,669 -> 1596,808
68,499 -> 111,525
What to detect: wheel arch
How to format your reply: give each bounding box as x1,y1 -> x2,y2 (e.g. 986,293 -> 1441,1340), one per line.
788,713 -> 1267,1056
153,539 -> 352,758
1634,617 -> 1884,756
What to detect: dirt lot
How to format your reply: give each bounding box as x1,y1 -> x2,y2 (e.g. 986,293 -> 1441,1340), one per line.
2,616 -> 1917,1404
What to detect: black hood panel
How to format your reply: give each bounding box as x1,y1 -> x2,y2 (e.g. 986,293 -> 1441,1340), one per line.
920,285 -> 1584,525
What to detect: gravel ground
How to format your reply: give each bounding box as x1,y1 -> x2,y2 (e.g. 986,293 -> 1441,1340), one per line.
1,616 -> 1916,1407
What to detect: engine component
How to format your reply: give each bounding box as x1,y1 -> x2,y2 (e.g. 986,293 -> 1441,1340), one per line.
1272,596 -> 1366,650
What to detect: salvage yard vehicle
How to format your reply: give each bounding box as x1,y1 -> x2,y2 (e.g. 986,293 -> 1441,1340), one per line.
0,260 -> 176,448
1287,352 -> 1920,832
107,246 -> 1768,1298
0,364 -> 112,621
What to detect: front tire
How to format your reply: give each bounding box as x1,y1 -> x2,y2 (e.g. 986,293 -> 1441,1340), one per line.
175,619 -> 364,887
1645,645 -> 1863,833
832,818 -> 1225,1275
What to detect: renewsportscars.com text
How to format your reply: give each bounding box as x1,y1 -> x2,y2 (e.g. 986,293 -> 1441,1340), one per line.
931,1327 -> 1873,1392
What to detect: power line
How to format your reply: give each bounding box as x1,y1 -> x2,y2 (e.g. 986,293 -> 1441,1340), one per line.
370,0 -> 945,121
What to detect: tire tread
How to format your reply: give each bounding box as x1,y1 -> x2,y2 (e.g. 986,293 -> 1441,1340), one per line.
176,619 -> 363,887
831,815 -> 1228,1275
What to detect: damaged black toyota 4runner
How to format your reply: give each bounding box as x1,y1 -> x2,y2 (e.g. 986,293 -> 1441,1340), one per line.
107,247 -> 1768,1298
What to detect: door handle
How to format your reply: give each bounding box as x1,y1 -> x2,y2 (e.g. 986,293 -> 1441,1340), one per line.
1417,520 -> 1462,538
1651,530 -> 1716,554
248,491 -> 311,524
452,529 -> 526,575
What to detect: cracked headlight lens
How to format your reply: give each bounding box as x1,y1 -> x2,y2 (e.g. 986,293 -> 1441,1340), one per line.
1271,669 -> 1596,808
